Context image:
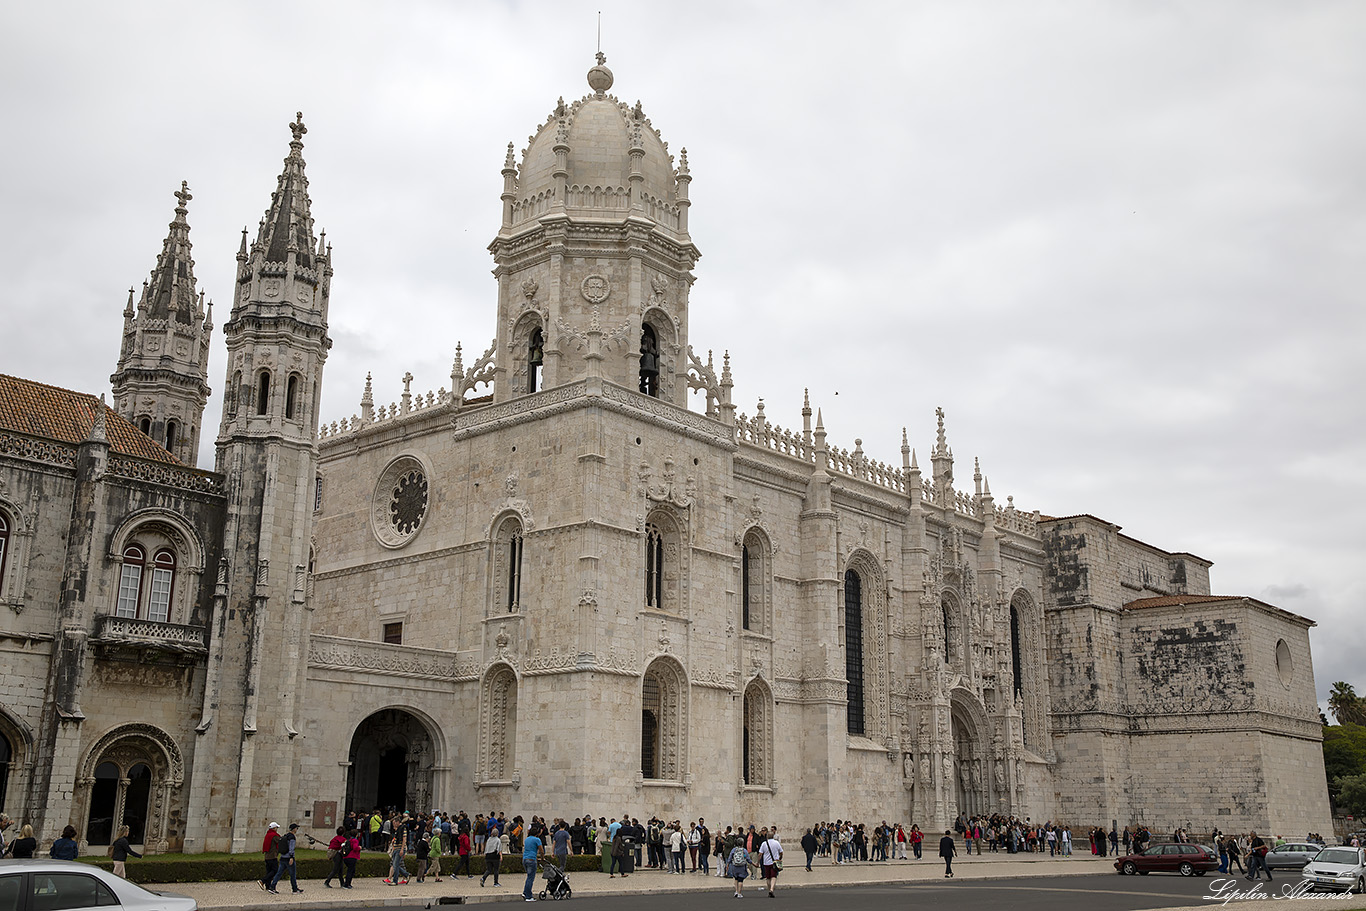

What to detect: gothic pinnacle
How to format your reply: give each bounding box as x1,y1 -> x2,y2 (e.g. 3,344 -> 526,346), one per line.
124,287 -> 135,318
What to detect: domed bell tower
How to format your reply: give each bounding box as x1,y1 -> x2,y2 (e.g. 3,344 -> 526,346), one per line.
488,54 -> 700,405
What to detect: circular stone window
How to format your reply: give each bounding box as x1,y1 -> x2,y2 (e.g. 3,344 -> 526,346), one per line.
1275,639 -> 1293,687
372,455 -> 430,548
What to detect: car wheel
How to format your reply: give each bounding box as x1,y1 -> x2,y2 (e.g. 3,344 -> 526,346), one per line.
1355,877 -> 1364,895
1122,862 -> 1137,876
1178,862 -> 1195,877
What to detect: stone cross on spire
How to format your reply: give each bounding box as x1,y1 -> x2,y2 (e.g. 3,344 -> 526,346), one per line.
175,181 -> 192,208
290,112 -> 307,142
596,51 -> 606,65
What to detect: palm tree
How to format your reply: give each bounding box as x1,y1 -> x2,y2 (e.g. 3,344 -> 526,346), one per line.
1329,682 -> 1366,726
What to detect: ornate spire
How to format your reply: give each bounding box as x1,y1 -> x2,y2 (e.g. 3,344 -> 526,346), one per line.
141,181 -> 200,323
360,371 -> 374,422
935,406 -> 948,456
256,112 -> 318,266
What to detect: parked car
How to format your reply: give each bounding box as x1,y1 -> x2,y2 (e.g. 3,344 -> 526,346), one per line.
0,859 -> 197,911
1265,842 -> 1324,870
1300,846 -> 1366,894
1115,843 -> 1219,876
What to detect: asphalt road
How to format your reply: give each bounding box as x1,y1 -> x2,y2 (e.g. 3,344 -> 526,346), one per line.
382,873 -> 1227,911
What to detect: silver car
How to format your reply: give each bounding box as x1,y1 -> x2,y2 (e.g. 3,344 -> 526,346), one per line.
1299,846 -> 1366,894
0,859 -> 197,911
1265,842 -> 1325,870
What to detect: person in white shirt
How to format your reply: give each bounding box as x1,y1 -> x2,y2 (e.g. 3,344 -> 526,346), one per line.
758,828 -> 783,897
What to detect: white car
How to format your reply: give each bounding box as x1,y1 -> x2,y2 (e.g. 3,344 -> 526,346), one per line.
1299,846 -> 1366,894
0,859 -> 197,911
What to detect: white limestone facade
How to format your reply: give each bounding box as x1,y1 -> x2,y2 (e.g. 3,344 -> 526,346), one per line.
0,56 -> 1332,853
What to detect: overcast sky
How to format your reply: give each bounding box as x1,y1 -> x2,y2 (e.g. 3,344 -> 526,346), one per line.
3,2 -> 1362,714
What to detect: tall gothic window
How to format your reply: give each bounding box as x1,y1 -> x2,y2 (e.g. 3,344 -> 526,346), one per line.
743,680 -> 772,787
844,569 -> 865,736
0,514 -> 9,595
527,327 -> 544,393
285,374 -> 299,420
115,545 -> 145,618
645,523 -> 664,609
0,731 -> 11,813
641,675 -> 660,779
256,370 -> 271,415
228,370 -> 242,417
942,599 -> 951,663
639,324 -> 660,397
505,526 -> 523,612
164,421 -> 177,453
482,666 -> 518,781
641,659 -> 686,781
1010,606 -> 1024,698
741,544 -> 751,630
139,417 -> 151,436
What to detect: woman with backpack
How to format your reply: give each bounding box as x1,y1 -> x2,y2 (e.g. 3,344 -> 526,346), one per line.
324,826 -> 348,888
727,838 -> 751,898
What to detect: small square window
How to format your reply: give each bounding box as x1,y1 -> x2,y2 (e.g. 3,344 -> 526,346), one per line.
383,622 -> 402,645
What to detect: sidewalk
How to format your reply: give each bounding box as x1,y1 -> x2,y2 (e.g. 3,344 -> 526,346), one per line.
149,852 -> 1121,911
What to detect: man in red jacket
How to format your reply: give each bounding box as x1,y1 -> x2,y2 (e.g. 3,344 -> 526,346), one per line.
258,822 -> 281,893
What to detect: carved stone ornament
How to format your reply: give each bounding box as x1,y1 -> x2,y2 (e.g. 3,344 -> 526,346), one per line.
521,278 -> 539,302
263,279 -> 282,299
580,273 -> 611,304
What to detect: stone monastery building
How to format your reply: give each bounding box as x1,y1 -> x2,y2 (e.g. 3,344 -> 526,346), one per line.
0,57 -> 1332,853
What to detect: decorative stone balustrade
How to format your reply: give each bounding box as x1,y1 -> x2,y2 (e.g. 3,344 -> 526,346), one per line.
94,614 -> 208,655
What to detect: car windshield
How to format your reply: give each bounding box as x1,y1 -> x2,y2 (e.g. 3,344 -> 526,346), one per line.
1315,849 -> 1359,864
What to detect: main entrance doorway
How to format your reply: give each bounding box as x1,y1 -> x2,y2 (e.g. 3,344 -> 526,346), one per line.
345,709 -> 434,814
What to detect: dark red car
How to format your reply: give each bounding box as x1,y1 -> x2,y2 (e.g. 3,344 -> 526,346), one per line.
1115,843 -> 1219,876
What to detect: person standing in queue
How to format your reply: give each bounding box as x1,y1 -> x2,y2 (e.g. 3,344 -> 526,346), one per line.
521,825 -> 544,902
939,829 -> 957,878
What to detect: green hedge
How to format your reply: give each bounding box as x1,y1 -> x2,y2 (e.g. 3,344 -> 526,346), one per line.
76,850 -> 605,885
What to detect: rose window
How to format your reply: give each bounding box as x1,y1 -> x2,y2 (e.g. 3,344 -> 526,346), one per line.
390,470 -> 428,535
372,455 -> 431,548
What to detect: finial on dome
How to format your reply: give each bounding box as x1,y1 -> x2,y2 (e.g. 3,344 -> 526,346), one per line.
587,53 -> 614,95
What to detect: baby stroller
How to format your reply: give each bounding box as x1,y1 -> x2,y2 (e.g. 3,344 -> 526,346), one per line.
538,857 -> 572,900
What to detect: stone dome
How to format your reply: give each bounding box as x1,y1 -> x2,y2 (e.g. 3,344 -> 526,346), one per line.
509,63 -> 683,233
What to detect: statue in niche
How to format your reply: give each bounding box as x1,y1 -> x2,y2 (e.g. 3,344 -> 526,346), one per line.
994,761 -> 1006,793
903,753 -> 915,781
639,324 -> 660,396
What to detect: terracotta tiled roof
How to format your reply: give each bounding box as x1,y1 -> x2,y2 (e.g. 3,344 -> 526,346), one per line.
1124,594 -> 1244,610
0,374 -> 179,464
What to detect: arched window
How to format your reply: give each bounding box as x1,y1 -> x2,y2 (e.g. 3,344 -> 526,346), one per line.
125,763 -> 152,844
0,731 -> 12,813
491,515 -> 527,616
739,529 -> 771,635
147,550 -> 175,623
741,543 -> 751,631
505,526 -> 523,612
527,327 -> 544,394
285,375 -> 299,419
0,514 -> 9,596
641,677 -> 659,779
164,421 -> 177,453
1010,606 -> 1023,698
256,370 -> 271,415
645,523 -> 664,609
139,417 -> 151,436
742,680 -> 773,787
115,546 -> 145,618
639,324 -> 660,397
942,599 -> 951,663
641,659 -> 686,781
87,761 -> 120,846
481,666 -> 518,782
228,371 -> 242,418
844,569 -> 865,736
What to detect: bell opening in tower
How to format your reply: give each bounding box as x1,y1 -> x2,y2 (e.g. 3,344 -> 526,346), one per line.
528,327 -> 544,393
